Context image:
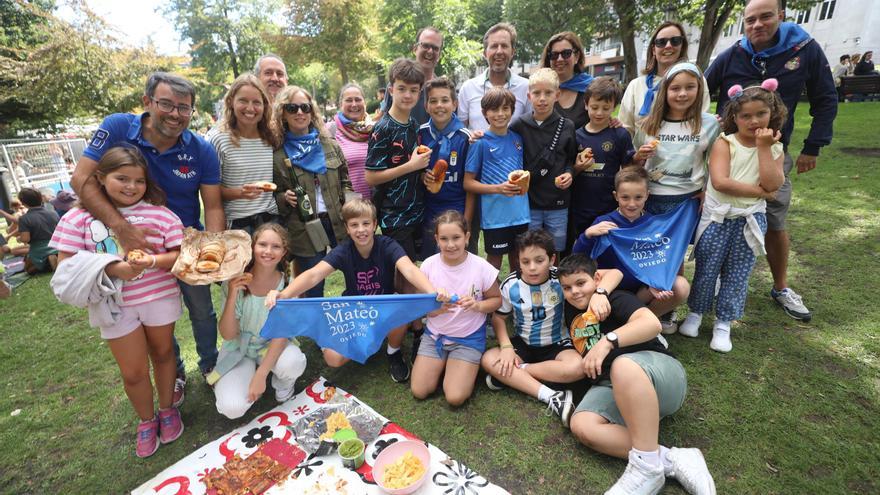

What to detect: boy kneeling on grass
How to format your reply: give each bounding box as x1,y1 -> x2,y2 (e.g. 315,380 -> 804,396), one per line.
481,229 -> 621,427
558,254 -> 715,495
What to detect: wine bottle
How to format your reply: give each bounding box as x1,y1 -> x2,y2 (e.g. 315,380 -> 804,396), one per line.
284,158 -> 314,222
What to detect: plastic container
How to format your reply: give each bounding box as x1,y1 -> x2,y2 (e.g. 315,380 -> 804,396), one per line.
338,438 -> 365,470
372,440 -> 431,494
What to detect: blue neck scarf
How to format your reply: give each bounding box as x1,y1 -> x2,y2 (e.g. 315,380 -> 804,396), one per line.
639,71 -> 659,117
283,129 -> 326,174
427,114 -> 465,160
741,22 -> 811,71
336,111 -> 354,126
559,72 -> 593,93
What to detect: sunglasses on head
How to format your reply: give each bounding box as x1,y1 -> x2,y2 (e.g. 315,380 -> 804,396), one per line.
283,102 -> 312,114
654,36 -> 684,48
549,49 -> 575,61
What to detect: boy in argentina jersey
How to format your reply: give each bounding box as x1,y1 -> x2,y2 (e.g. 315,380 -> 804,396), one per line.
480,229 -> 621,428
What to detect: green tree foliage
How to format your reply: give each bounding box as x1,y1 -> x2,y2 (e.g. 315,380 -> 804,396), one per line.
0,1 -> 176,135
502,0 -> 596,64
278,0 -> 378,84
164,0 -> 278,81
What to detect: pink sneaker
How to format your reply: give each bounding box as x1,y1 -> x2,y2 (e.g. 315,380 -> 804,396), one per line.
158,407 -> 184,444
172,372 -> 186,408
136,417 -> 159,458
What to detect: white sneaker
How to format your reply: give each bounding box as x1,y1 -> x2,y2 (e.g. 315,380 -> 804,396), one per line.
679,313 -> 702,338
275,385 -> 296,403
770,287 -> 812,322
666,447 -> 716,495
605,450 -> 665,495
709,323 -> 732,353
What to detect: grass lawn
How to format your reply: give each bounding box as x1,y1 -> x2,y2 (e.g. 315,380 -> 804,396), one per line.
1,103 -> 879,495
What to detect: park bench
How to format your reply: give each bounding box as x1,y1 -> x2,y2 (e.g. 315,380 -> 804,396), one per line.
840,75 -> 880,101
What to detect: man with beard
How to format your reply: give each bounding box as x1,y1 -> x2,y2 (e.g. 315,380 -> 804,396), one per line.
254,53 -> 288,104
71,72 -> 225,407
457,22 -> 531,132
381,27 -> 444,125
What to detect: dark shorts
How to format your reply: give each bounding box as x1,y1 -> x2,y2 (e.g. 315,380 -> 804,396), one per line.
645,191 -> 698,215
383,224 -> 422,260
510,335 -> 575,364
483,224 -> 528,255
765,153 -> 793,231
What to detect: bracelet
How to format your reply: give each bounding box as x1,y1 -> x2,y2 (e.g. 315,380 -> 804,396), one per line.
150,255 -> 157,269
500,344 -> 514,350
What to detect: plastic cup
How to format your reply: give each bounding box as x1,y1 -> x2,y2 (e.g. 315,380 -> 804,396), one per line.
338,438 -> 365,470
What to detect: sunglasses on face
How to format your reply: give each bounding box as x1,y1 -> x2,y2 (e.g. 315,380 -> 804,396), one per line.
283,103 -> 312,114
549,49 -> 575,61
654,36 -> 684,48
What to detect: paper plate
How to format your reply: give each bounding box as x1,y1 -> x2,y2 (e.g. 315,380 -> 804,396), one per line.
171,228 -> 252,285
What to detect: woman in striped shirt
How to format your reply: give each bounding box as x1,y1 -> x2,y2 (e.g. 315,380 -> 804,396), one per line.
326,83 -> 373,199
208,74 -> 281,234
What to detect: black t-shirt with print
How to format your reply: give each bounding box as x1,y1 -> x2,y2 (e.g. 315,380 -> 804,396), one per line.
564,290 -> 672,380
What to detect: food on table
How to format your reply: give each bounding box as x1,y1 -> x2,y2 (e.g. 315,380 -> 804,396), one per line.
382,451 -> 426,489
303,466 -> 351,495
202,449 -> 293,495
318,411 -> 352,441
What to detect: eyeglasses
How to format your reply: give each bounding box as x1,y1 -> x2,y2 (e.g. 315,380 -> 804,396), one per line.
283,102 -> 312,114
150,97 -> 194,117
549,49 -> 575,61
654,36 -> 684,48
417,42 -> 441,52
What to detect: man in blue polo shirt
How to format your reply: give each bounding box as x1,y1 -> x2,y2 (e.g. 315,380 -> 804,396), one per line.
706,0 -> 837,323
71,72 -> 226,407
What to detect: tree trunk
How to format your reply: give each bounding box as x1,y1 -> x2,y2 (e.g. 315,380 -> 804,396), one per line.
612,0 -> 639,83
696,0 -> 738,71
339,63 -> 349,84
221,3 -> 240,78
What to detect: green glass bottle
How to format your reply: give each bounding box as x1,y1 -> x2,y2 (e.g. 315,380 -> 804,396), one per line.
284,158 -> 314,222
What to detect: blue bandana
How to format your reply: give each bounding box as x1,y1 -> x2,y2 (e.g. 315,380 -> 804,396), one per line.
741,22 -> 811,71
559,72 -> 593,93
283,129 -> 326,174
336,111 -> 354,126
639,72 -> 660,117
426,114 -> 465,160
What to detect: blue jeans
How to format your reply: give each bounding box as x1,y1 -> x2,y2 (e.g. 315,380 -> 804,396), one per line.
294,214 -> 337,298
174,280 -> 219,375
529,208 -> 569,253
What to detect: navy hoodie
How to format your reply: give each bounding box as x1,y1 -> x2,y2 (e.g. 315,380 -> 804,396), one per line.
705,22 -> 837,156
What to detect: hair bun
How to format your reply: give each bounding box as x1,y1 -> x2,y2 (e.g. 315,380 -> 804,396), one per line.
727,85 -> 744,98
761,78 -> 779,91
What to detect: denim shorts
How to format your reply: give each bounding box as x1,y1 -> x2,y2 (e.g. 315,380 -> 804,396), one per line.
417,335 -> 483,365
529,209 -> 568,252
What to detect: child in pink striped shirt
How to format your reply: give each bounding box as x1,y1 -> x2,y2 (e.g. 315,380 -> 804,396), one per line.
49,146 -> 185,458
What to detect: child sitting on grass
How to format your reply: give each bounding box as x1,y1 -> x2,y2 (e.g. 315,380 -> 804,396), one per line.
572,167 -> 690,334
213,223 -> 307,419
558,254 -> 715,495
15,188 -> 59,274
266,199 -> 438,383
481,229 -> 621,428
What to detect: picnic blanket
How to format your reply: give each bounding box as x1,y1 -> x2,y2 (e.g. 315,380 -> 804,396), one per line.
133,378 -> 509,495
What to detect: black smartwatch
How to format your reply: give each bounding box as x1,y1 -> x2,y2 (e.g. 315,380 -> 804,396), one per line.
605,331 -> 620,349
595,287 -> 609,297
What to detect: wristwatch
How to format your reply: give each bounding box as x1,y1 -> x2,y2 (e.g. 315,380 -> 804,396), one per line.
595,287 -> 609,297
605,331 -> 620,349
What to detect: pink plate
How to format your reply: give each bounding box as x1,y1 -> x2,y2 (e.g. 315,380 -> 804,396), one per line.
372,440 -> 431,494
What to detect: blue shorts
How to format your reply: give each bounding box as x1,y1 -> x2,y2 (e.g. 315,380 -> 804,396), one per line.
529,209 -> 568,252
